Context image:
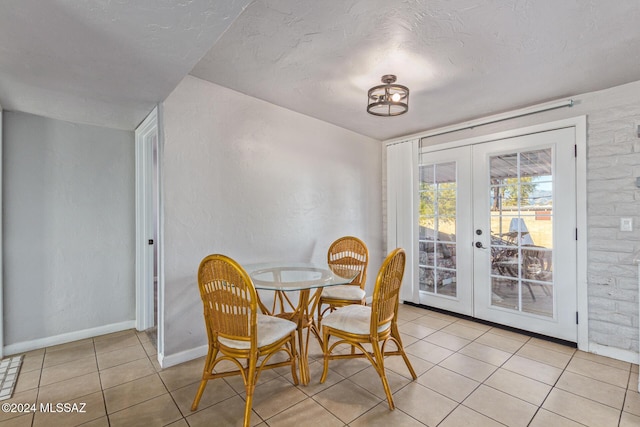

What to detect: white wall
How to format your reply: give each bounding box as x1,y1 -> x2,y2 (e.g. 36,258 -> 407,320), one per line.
404,80 -> 640,361
3,112 -> 136,352
161,75 -> 382,361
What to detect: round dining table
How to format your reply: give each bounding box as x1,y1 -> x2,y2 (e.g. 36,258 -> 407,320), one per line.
246,262 -> 359,385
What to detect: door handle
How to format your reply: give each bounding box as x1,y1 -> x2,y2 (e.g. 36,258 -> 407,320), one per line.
475,241 -> 487,249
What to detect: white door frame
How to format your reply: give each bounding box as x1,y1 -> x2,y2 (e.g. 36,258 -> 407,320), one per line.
471,128 -> 577,341
414,116 -> 587,350
135,107 -> 162,352
0,104 -> 4,359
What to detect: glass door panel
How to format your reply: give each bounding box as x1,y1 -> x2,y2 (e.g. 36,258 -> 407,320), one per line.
488,148 -> 554,318
419,161 -> 457,296
417,146 -> 472,315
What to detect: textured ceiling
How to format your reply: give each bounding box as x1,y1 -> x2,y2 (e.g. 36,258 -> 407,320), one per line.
1,0 -> 639,138
0,0 -> 253,130
192,0 -> 640,140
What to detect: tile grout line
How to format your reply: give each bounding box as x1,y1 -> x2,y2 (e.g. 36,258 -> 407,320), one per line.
441,320 -> 530,426
9,306 -> 640,426
94,336 -> 112,427
403,308 -> 637,422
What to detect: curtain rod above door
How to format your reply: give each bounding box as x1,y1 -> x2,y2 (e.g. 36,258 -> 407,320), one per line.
385,98 -> 574,146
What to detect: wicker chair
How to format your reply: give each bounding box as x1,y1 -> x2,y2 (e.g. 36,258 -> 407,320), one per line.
191,254 -> 299,427
316,236 -> 369,330
319,248 -> 417,410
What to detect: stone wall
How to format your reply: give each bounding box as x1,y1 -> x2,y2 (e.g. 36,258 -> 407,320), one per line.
586,96 -> 640,354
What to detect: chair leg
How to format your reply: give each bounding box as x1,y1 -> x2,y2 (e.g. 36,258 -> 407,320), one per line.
191,346 -> 217,411
243,354 -> 258,427
391,324 -> 417,380
319,327 -> 331,384
317,303 -> 323,331
526,283 -> 536,301
399,351 -> 417,380
191,379 -> 208,412
289,332 -> 299,385
372,342 -> 394,410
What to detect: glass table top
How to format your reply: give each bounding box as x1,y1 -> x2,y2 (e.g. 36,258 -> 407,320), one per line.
245,262 -> 359,291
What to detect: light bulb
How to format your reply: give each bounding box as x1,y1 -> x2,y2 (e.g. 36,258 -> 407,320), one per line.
391,93 -> 401,102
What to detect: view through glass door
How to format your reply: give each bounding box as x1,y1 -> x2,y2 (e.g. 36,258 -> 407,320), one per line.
418,146 -> 473,315
418,127 -> 577,342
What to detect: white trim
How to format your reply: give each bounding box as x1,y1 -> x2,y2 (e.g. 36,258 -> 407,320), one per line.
574,116 -> 588,352
3,321 -> 136,356
385,97 -> 574,145
135,107 -> 159,332
155,104 -> 166,365
159,344 -> 208,369
135,105 -> 167,367
0,105 -> 3,359
587,342 -> 638,365
135,107 -> 159,331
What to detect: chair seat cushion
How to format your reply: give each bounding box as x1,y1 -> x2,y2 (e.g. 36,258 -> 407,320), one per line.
322,304 -> 390,335
218,314 -> 296,350
321,285 -> 366,301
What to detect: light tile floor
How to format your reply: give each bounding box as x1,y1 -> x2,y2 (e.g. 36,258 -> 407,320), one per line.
1,304 -> 639,426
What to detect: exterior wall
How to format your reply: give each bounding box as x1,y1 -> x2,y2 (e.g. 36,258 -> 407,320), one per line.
161,75 -> 382,362
388,80 -> 640,360
585,93 -> 640,354
3,111 -> 135,351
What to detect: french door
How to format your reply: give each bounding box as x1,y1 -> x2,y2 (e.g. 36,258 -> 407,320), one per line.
418,127 -> 577,341
417,146 -> 473,315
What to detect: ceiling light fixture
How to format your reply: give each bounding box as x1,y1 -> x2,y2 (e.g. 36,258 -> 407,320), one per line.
367,74 -> 409,116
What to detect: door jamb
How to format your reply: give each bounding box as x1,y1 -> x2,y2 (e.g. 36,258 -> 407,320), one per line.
0,105 -> 4,358
135,107 -> 159,334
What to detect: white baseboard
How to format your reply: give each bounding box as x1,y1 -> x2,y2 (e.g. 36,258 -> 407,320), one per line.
159,344 -> 208,369
3,320 -> 136,356
588,342 -> 639,365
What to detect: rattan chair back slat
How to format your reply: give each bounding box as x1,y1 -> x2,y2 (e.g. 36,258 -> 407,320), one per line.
198,257 -> 256,345
318,236 -> 370,329
327,237 -> 369,289
371,249 -> 405,334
